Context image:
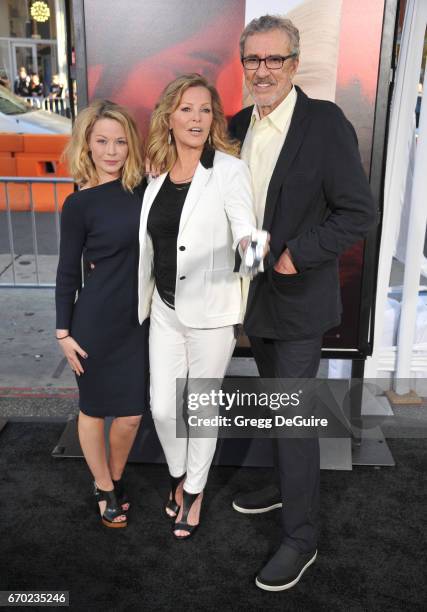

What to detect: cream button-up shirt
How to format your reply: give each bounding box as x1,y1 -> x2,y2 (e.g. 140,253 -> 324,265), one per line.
241,86 -> 297,228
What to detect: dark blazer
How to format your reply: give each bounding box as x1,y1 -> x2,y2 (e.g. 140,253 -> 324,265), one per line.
229,85 -> 376,340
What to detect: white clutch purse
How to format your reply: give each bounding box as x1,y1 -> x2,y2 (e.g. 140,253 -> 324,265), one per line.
239,230 -> 269,278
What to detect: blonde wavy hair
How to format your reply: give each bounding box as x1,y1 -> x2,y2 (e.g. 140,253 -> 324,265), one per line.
63,99 -> 143,191
146,74 -> 240,173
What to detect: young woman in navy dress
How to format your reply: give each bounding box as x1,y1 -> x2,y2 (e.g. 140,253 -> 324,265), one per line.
56,100 -> 148,528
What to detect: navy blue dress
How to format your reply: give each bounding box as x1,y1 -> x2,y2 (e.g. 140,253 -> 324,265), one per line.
55,178 -> 149,417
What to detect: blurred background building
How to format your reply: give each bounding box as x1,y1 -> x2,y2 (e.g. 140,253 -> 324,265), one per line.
0,1 -> 68,92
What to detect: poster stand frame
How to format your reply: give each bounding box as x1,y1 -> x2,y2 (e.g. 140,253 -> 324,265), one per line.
51,0 -> 399,467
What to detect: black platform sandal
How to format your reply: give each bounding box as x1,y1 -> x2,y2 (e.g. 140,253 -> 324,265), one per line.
113,478 -> 130,513
172,490 -> 202,540
94,483 -> 127,528
165,473 -> 186,518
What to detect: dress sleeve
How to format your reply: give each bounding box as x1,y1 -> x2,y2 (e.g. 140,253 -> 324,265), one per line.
55,194 -> 86,329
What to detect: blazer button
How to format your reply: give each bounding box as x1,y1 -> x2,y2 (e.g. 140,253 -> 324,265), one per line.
179,275 -> 186,280
179,246 -> 186,251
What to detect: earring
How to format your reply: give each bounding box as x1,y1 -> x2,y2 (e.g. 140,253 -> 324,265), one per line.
168,129 -> 172,145
208,132 -> 212,146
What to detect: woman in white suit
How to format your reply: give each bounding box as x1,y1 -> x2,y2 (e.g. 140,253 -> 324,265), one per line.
138,74 -> 257,539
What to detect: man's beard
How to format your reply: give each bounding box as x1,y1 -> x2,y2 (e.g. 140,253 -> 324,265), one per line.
250,81 -> 288,109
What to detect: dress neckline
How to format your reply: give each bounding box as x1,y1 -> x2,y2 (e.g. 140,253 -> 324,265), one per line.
80,178 -> 121,192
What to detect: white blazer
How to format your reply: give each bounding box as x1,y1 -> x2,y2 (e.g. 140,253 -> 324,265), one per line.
138,150 -> 256,328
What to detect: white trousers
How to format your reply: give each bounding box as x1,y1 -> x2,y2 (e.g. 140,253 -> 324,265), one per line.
149,288 -> 236,493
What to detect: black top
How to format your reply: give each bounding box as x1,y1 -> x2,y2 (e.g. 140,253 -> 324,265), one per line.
29,83 -> 44,97
14,76 -> 30,97
147,173 -> 191,308
50,83 -> 63,97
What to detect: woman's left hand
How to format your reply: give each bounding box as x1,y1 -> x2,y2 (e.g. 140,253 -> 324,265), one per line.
239,233 -> 270,258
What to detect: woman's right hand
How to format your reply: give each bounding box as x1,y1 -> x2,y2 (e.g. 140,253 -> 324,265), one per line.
57,336 -> 88,376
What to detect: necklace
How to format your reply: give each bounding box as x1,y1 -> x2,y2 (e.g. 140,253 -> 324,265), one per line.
169,173 -> 194,184
172,178 -> 191,191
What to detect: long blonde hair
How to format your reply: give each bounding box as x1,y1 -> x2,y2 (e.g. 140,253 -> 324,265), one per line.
63,100 -> 143,191
146,74 -> 240,173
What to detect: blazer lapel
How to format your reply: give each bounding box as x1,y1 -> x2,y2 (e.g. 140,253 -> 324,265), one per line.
233,107 -> 253,145
262,87 -> 311,231
178,160 -> 213,233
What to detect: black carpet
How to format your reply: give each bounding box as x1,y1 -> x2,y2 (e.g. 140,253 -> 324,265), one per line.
1,423 -> 426,611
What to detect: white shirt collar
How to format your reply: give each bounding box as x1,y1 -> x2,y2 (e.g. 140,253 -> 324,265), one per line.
250,85 -> 297,132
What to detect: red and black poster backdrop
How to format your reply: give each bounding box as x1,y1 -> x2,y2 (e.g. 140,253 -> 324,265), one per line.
326,0 -> 385,351
84,0 -> 246,128
76,0 -> 395,355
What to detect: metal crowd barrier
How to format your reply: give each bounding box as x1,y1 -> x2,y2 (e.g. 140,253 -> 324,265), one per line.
24,96 -> 72,117
0,176 -> 74,288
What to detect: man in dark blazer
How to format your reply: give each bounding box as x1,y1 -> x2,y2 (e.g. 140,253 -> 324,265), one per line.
229,15 -> 376,592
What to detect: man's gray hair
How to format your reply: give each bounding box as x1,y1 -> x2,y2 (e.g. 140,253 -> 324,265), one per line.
240,15 -> 300,58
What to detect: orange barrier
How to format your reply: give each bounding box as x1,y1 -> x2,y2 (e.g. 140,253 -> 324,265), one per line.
23,134 -> 69,155
15,153 -> 69,178
0,134 -> 24,153
0,133 -> 73,211
0,148 -> 26,210
0,152 -> 17,176
0,182 -> 73,212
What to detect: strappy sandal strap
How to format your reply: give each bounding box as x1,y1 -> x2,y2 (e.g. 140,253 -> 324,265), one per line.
166,473 -> 186,517
172,490 -> 201,539
179,491 -> 199,523
94,485 -> 126,524
166,499 -> 180,515
113,478 -> 130,510
173,522 -> 197,534
170,473 -> 186,500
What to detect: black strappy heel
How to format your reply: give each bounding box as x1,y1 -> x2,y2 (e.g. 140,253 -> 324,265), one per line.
94,483 -> 127,528
172,490 -> 202,540
113,478 -> 130,513
165,473 -> 186,518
